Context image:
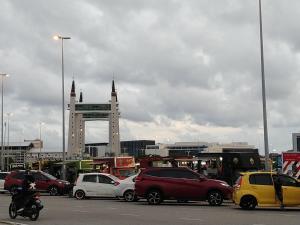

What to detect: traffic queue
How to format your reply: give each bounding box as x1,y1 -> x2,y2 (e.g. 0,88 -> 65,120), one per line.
1,153 -> 300,222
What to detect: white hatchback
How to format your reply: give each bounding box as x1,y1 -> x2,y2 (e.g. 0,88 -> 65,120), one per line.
73,173 -> 120,200
0,172 -> 9,193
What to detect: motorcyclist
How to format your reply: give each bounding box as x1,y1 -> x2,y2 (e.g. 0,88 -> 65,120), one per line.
16,170 -> 36,212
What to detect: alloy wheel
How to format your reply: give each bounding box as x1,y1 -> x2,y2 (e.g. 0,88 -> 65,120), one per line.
147,191 -> 162,205
208,191 -> 223,206
124,190 -> 135,202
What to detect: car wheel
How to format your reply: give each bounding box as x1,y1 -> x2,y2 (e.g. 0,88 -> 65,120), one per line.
49,186 -> 59,196
124,190 -> 136,202
75,190 -> 85,200
147,189 -> 163,205
240,196 -> 257,210
207,190 -> 223,206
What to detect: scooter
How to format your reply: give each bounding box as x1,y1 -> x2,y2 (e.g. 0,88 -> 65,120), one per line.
9,190 -> 43,221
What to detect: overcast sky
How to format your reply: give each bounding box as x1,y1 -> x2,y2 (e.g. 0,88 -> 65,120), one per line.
1,0 -> 300,154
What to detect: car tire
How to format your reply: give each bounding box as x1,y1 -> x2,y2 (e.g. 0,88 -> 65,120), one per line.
75,190 -> 85,200
123,190 -> 137,202
207,190 -> 223,206
49,186 -> 59,196
240,195 -> 257,210
147,189 -> 163,205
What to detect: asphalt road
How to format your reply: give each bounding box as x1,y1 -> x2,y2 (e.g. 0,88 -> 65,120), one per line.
0,193 -> 299,225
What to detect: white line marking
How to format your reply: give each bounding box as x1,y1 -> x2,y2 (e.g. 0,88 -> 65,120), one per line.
120,213 -> 140,217
71,210 -> 89,213
180,217 -> 203,221
106,207 -> 117,210
0,221 -> 29,225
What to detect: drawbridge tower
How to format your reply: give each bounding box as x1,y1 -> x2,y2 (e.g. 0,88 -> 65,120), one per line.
67,80 -> 120,158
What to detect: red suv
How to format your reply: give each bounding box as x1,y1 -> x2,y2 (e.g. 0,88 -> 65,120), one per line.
135,167 -> 233,205
4,170 -> 71,196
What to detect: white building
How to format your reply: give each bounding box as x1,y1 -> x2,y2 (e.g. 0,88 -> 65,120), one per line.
145,141 -> 256,157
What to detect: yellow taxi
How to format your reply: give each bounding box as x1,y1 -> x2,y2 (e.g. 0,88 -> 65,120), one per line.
233,171 -> 300,209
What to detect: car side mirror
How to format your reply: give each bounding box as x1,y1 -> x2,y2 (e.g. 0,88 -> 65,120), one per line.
199,177 -> 205,182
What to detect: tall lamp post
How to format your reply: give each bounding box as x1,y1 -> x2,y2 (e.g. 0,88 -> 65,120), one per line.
53,35 -> 71,180
6,112 -> 13,171
0,73 -> 9,171
39,122 -> 45,170
258,0 -> 270,171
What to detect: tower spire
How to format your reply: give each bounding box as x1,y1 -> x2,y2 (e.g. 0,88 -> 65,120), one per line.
71,80 -> 76,97
79,91 -> 83,102
111,80 -> 117,101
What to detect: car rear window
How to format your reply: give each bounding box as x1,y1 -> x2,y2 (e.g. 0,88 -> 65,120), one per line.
82,175 -> 97,183
144,170 -> 162,177
12,172 -> 25,180
249,174 -> 272,185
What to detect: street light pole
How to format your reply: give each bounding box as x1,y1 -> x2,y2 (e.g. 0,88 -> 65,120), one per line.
6,112 -> 12,171
258,0 -> 270,171
54,35 -> 71,180
0,73 -> 9,171
39,122 -> 45,170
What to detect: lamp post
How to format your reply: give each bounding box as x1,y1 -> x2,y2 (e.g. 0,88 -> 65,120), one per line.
39,122 -> 45,170
0,73 -> 9,171
53,35 -> 71,180
258,0 -> 270,171
6,112 -> 12,171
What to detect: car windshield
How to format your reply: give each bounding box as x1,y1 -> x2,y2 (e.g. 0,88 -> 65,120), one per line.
41,172 -> 57,180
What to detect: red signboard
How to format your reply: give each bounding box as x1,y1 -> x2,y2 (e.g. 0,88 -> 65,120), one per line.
282,153 -> 300,161
115,157 -> 135,168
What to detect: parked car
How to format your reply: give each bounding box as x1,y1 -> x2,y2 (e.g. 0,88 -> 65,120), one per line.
115,175 -> 138,202
135,167 -> 233,205
233,171 -> 300,210
0,172 -> 9,193
4,170 -> 71,195
73,173 -> 120,200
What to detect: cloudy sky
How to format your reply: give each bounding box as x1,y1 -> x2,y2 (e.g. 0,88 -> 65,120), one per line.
1,0 -> 300,154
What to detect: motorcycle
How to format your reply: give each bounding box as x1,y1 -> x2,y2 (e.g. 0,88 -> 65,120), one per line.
9,189 -> 43,221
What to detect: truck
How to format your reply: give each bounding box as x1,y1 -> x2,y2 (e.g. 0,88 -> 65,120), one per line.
91,156 -> 136,179
282,152 -> 300,179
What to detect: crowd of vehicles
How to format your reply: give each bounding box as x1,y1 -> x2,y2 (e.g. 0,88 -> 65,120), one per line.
2,152 -> 300,221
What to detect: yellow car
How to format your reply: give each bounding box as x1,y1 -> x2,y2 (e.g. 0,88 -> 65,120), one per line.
233,171 -> 300,209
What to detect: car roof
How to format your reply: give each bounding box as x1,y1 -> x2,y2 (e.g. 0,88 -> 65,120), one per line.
240,171 -> 280,176
79,173 -> 120,180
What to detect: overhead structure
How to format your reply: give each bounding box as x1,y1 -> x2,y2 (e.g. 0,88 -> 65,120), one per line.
67,80 -> 120,158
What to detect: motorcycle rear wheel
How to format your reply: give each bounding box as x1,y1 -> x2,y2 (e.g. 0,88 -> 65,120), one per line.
29,204 -> 40,221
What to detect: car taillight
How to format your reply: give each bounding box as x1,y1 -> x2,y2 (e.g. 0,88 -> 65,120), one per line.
234,176 -> 243,190
135,176 -> 143,182
75,177 -> 79,186
114,181 -> 120,186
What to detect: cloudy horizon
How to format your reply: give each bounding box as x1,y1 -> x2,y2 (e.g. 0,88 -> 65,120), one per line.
1,0 -> 300,154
